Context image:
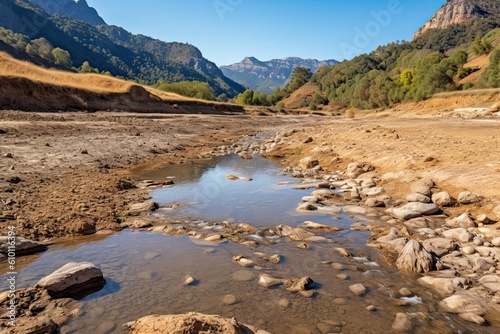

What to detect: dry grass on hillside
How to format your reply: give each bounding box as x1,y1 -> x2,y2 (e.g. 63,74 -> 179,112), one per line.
0,52 -> 245,113
0,52 -> 190,100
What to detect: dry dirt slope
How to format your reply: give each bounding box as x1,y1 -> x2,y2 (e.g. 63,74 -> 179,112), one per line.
0,52 -> 243,113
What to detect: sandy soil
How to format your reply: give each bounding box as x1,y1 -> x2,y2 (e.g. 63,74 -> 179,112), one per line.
0,110 -> 304,240
266,114 -> 500,219
1,110 -> 499,242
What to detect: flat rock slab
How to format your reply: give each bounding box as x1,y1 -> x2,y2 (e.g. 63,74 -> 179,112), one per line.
439,293 -> 486,316
36,262 -> 105,298
126,312 -> 264,334
0,236 -> 47,256
418,276 -> 467,296
349,283 -> 367,296
386,208 -> 421,220
400,202 -> 439,216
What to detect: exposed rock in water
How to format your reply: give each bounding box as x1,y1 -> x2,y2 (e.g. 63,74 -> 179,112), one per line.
232,255 -> 255,267
128,201 -> 159,215
392,313 -> 412,333
418,274 -> 467,297
332,247 -> 351,257
275,224 -> 315,241
183,275 -> 196,286
226,174 -> 253,181
459,313 -> 486,325
258,274 -> 283,288
300,221 -> 342,232
35,262 -> 106,298
284,277 -> 313,292
439,293 -> 486,316
349,283 -> 367,296
125,312 -> 267,334
0,236 -> 47,256
396,240 -> 435,273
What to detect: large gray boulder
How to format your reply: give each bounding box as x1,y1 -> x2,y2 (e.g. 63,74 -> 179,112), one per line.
35,262 -> 105,298
0,237 -> 47,256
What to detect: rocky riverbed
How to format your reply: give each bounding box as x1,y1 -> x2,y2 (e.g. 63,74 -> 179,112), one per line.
1,110 -> 500,333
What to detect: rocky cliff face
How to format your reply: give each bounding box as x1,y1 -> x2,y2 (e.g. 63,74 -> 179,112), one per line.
30,0 -> 105,25
221,57 -> 337,93
413,0 -> 492,39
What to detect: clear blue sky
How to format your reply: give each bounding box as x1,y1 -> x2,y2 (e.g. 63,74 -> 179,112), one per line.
86,0 -> 444,66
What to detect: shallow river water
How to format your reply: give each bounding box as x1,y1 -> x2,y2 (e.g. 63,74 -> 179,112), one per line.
1,154 -> 496,333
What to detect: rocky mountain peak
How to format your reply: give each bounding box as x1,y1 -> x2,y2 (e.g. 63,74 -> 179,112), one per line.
221,57 -> 337,93
413,0 -> 488,39
30,0 -> 106,25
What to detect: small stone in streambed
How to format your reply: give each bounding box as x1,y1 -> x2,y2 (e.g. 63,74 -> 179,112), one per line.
222,294 -> 238,306
349,283 -> 367,296
399,288 -> 412,297
144,252 -> 160,260
331,263 -> 346,270
336,274 -> 349,280
392,313 -> 412,333
278,299 -> 290,308
366,305 -> 376,311
183,275 -> 196,286
332,247 -> 351,257
231,270 -> 255,282
268,254 -> 281,264
333,298 -> 346,305
298,290 -> 315,298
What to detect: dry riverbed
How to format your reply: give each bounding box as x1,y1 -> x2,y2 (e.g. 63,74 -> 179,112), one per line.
1,110 -> 500,333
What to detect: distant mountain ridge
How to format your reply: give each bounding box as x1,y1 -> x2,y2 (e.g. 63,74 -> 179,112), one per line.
413,0 -> 500,39
221,57 -> 338,93
0,0 -> 245,97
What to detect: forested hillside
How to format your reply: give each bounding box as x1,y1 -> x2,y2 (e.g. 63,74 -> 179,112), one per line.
231,5 -> 500,111
0,0 -> 245,98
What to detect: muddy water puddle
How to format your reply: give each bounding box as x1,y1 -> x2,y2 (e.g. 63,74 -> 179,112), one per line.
2,154 -> 495,333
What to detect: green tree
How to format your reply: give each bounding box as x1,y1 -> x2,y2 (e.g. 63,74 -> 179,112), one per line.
473,35 -> 492,56
450,50 -> 468,67
400,69 -> 413,86
478,46 -> 500,88
51,47 -> 72,67
285,67 -> 313,94
79,61 -> 98,73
